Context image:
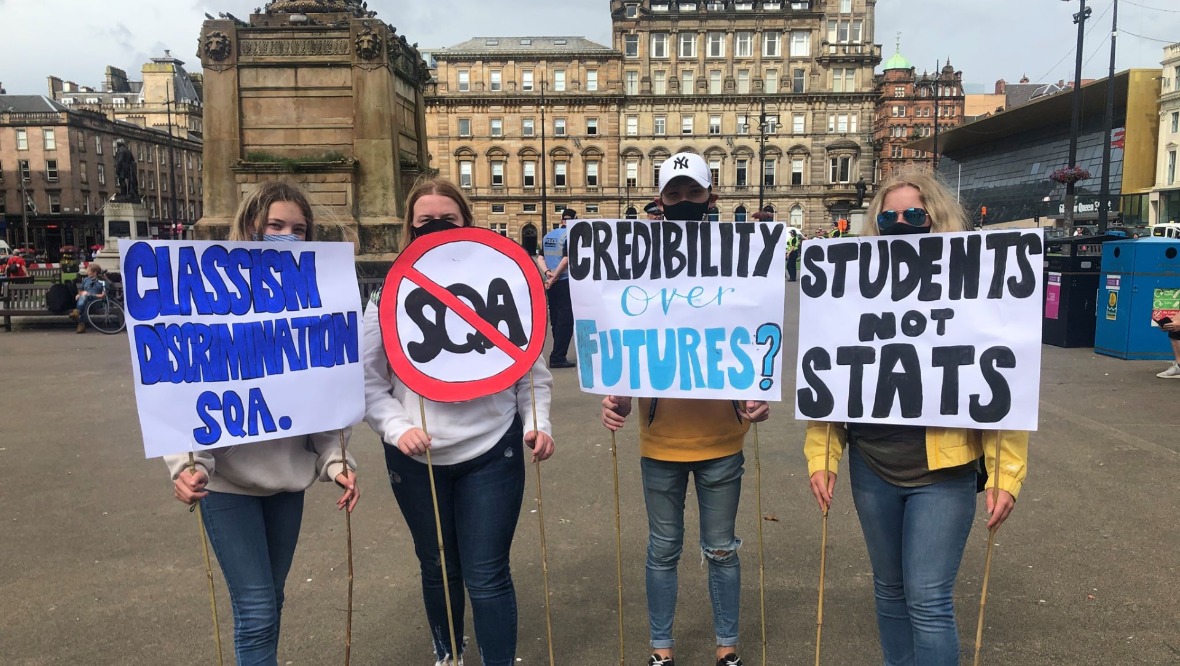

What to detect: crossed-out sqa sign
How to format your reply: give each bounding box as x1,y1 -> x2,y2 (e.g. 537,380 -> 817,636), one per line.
378,227 -> 547,402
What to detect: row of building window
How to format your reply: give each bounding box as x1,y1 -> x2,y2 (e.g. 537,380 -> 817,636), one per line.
623,1 -> 826,17
454,154 -> 859,189
886,105 -> 959,118
6,127 -> 201,169
455,111 -> 859,138
453,65 -> 858,96
0,190 -> 200,219
1,158 -> 204,193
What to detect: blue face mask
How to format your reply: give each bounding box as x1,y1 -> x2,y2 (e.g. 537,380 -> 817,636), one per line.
255,232 -> 304,242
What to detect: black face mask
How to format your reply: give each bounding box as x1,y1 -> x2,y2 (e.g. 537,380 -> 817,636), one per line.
880,223 -> 931,236
411,218 -> 459,239
661,200 -> 710,222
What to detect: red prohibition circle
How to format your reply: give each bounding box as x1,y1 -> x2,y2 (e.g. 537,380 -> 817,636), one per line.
378,227 -> 548,403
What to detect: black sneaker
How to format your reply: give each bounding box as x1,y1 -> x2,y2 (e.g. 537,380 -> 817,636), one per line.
716,654 -> 742,666
549,359 -> 577,369
648,655 -> 675,666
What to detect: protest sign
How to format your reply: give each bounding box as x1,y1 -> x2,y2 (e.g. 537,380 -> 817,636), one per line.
120,240 -> 365,458
795,229 -> 1044,431
568,219 -> 787,400
378,227 -> 547,403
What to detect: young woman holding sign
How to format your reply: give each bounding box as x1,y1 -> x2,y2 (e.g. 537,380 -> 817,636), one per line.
364,178 -> 556,666
804,171 -> 1029,666
167,181 -> 360,666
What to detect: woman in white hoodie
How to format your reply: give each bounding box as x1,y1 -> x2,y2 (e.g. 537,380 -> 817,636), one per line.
169,181 -> 359,666
363,178 -> 554,666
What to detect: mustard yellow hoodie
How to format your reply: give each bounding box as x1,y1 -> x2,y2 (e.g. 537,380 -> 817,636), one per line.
638,397 -> 750,462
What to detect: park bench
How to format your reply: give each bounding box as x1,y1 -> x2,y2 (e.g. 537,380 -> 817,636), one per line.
0,282 -> 57,332
30,267 -> 62,283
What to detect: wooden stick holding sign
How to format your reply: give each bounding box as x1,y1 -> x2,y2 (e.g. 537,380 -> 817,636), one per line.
610,429 -> 626,666
339,429 -> 354,666
815,424 -> 832,666
752,422 -> 768,666
189,452 -> 225,666
420,396 -> 461,665
529,371 -> 557,666
972,432 -> 1005,666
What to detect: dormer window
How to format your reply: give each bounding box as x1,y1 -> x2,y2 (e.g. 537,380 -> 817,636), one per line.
707,1 -> 725,9
735,1 -> 753,9
652,2 -> 670,11
625,3 -> 639,17
679,2 -> 698,10
520,38 -> 532,45
763,1 -> 782,8
485,39 -> 499,46
554,39 -> 567,45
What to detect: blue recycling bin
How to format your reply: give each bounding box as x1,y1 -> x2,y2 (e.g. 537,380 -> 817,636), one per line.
1094,238 -> 1180,359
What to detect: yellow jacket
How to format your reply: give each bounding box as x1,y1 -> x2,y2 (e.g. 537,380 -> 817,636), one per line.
804,422 -> 1029,498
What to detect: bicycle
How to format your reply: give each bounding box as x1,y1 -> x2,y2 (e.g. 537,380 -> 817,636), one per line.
84,273 -> 126,335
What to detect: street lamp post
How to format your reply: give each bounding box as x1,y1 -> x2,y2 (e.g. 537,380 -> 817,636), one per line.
540,80 -> 548,232
1064,0 -> 1092,230
744,99 -> 768,215
1097,0 -> 1119,234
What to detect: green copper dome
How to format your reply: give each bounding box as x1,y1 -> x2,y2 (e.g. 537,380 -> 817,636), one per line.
882,52 -> 913,71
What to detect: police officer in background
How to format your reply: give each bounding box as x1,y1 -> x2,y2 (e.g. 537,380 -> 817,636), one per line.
534,208 -> 577,368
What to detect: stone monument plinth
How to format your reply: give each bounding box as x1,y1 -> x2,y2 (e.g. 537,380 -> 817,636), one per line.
95,200 -> 150,274
194,0 -> 432,256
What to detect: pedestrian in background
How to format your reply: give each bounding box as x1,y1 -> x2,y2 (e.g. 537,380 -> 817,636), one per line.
70,262 -> 106,333
365,178 -> 556,666
168,180 -> 359,666
603,152 -> 770,666
785,229 -> 801,282
534,207 -> 576,368
805,170 -> 1028,666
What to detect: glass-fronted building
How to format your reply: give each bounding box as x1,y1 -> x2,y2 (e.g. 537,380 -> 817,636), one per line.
910,69 -> 1161,229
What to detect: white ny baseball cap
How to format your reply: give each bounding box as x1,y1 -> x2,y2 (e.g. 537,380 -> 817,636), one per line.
658,152 -> 711,193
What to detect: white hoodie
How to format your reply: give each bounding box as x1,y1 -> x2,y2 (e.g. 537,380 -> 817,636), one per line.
362,298 -> 553,465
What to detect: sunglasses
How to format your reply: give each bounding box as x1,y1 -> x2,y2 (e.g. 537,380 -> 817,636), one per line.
877,208 -> 928,229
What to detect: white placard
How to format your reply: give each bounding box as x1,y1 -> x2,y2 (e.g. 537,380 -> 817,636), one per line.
568,219 -> 787,400
119,240 -> 365,458
795,229 -> 1044,431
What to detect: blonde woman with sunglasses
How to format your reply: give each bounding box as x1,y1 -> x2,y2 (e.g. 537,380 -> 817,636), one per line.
804,171 -> 1029,666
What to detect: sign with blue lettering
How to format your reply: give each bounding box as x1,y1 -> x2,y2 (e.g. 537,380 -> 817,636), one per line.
795,230 -> 1044,431
567,219 -> 787,400
119,240 -> 365,458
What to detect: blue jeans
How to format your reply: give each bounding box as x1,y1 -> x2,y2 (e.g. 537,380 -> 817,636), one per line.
641,452 -> 744,650
200,489 -> 305,666
848,445 -> 976,666
383,418 -> 525,666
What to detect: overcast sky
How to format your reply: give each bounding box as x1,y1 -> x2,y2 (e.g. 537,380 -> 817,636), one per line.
1,0 -> 1177,96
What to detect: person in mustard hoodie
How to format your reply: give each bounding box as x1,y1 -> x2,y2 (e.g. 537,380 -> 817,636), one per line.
805,170 -> 1029,666
602,152 -> 770,666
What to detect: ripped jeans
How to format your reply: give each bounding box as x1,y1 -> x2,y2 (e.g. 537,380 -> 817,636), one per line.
641,452 -> 744,650
383,416 -> 525,666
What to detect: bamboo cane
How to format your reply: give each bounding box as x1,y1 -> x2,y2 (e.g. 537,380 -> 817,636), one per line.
529,371 -> 557,666
338,429 -> 354,666
420,397 -> 461,665
189,452 -> 224,666
752,421 -> 768,666
972,431 -> 1005,666
815,424 -> 833,666
611,428 -> 626,666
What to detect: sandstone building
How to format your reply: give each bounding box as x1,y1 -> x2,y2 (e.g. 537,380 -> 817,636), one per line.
426,0 -> 882,239
47,52 -> 204,140
0,95 -> 202,258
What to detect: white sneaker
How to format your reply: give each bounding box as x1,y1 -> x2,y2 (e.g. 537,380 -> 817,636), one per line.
1157,363 -> 1180,379
434,658 -> 464,666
